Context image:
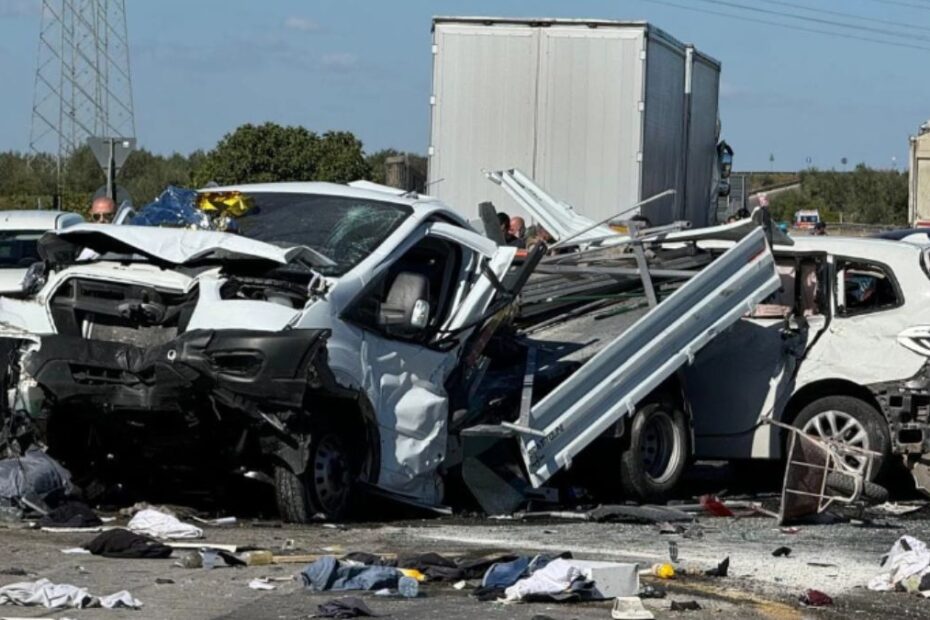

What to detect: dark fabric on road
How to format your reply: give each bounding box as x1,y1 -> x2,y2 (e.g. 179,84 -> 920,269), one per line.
84,528 -> 173,559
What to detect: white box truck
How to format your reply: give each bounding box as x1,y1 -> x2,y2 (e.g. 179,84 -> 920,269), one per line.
428,17 -> 723,228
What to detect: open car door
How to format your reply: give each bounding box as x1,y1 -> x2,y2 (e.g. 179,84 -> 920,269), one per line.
511,227 -> 781,488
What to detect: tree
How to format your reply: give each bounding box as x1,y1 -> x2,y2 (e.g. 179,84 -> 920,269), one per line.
769,165 -> 908,225
313,131 -> 370,183
193,122 -> 369,186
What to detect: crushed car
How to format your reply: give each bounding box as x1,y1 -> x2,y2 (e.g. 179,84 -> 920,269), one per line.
0,181 -> 783,520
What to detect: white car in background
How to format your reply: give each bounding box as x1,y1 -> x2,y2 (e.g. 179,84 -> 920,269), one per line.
0,211 -> 84,294
685,235 -> 930,493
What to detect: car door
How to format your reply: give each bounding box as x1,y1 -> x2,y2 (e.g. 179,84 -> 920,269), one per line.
685,254 -> 828,460
341,221 -> 516,504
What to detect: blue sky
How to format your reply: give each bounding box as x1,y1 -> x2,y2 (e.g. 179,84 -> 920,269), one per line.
1,0 -> 928,170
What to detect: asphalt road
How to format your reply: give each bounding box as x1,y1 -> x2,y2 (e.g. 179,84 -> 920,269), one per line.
1,504 -> 929,620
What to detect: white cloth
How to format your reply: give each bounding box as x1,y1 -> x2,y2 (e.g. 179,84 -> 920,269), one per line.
0,578 -> 141,609
868,535 -> 930,591
127,508 -> 203,539
504,559 -> 584,601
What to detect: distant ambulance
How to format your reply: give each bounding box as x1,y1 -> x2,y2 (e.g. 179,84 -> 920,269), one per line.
794,209 -> 821,230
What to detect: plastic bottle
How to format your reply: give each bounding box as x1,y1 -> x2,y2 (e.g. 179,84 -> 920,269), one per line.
398,576 -> 419,598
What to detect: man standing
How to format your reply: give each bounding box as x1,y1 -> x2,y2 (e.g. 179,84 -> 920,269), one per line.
90,196 -> 116,223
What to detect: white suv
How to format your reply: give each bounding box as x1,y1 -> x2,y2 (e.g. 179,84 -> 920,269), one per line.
685,235 -> 930,491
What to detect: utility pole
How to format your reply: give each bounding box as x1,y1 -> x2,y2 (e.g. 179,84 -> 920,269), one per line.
29,0 -> 136,206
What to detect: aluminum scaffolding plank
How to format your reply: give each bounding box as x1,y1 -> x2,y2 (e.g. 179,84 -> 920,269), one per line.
512,227 -> 781,487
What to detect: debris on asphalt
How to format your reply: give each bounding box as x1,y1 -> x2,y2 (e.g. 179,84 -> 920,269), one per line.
0,449 -> 73,513
875,502 -> 926,516
60,547 -> 91,555
83,529 -> 173,559
699,495 -> 735,517
668,540 -> 679,562
772,546 -> 792,557
248,578 -> 276,591
611,595 -> 655,619
38,501 -> 102,528
639,584 -> 667,599
587,504 -> 694,524
868,535 -> 930,593
503,558 -> 596,602
799,589 -> 833,607
669,600 -> 702,611
127,508 -> 204,539
313,596 -> 379,618
704,557 -> 730,577
301,556 -> 401,592
155,578 -> 174,584
565,560 -> 639,598
648,563 -> 675,579
0,577 -> 142,609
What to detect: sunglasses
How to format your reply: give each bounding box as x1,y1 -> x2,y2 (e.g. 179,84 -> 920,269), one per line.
90,212 -> 114,222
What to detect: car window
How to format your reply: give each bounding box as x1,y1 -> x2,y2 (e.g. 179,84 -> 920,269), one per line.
235,192 -> 412,277
837,260 -> 901,317
0,230 -> 42,268
344,236 -> 462,342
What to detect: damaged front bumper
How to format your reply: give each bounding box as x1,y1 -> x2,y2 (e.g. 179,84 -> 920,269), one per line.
23,328 -> 328,414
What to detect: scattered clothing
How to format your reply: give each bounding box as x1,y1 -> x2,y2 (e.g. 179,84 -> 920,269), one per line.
344,551 -> 520,583
0,578 -> 141,609
869,536 -> 930,592
799,589 -> 833,607
0,449 -> 73,509
669,600 -> 702,611
38,501 -> 102,528
314,596 -> 379,618
127,508 -> 203,539
301,556 -> 400,592
482,556 -> 532,589
83,528 -> 173,559
772,546 -> 792,558
504,558 -> 589,602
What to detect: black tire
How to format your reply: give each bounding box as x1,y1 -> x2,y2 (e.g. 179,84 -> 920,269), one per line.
274,428 -> 356,523
793,395 -> 890,481
824,472 -> 890,504
619,398 -> 689,502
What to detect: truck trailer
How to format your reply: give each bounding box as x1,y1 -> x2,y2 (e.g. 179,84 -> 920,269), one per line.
427,17 -> 724,228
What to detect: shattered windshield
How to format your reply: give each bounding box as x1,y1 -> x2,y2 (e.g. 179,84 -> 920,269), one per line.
233,192 -> 412,276
0,230 -> 42,268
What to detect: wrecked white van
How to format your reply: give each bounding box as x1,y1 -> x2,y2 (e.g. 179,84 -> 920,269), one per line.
0,182 -> 783,520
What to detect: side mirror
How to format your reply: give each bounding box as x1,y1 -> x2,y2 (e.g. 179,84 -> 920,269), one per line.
378,271 -> 431,335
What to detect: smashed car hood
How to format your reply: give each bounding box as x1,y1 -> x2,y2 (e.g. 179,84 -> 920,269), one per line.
39,224 -> 334,267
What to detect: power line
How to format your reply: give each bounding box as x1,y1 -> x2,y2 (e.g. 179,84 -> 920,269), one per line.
756,0 -> 930,33
862,0 -> 930,11
640,0 -> 930,52
691,0 -> 930,42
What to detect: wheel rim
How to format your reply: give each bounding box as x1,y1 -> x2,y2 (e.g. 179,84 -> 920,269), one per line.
640,410 -> 680,484
312,434 -> 351,515
801,410 -> 870,473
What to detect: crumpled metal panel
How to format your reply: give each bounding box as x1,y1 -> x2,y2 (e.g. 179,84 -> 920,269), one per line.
518,227 -> 780,487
